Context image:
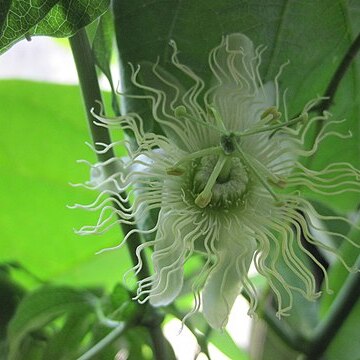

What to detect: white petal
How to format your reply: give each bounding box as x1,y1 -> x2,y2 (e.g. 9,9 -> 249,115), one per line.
202,229 -> 256,328
149,210 -> 186,306
214,33 -> 255,84
210,33 -> 274,131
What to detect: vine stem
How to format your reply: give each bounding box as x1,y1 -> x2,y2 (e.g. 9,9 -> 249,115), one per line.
69,28 -> 172,360
68,27 -> 150,282
314,32 -> 360,115
77,323 -> 127,360
305,255 -> 360,359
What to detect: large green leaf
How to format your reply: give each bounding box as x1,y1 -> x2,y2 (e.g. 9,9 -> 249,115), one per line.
325,300 -> 360,360
319,225 -> 360,360
113,0 -> 360,211
7,286 -> 95,360
0,0 -> 109,54
92,10 -> 120,115
0,0 -> 11,35
0,0 -> 58,53
209,330 -> 249,360
0,266 -> 25,338
42,308 -> 93,360
33,0 -> 109,37
320,226 -> 360,313
0,80 -> 131,288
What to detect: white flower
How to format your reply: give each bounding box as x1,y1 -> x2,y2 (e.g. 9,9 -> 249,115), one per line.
75,33 -> 360,329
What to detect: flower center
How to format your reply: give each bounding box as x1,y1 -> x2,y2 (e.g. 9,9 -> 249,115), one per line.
191,154 -> 249,209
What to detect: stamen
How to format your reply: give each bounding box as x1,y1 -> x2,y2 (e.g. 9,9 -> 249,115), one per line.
234,142 -> 280,202
268,177 -> 287,188
195,155 -> 228,208
261,106 -> 282,123
241,113 -> 308,137
246,152 -> 283,185
166,166 -> 185,176
207,105 -> 227,132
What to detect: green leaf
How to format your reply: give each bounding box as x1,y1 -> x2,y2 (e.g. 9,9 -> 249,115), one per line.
111,283 -> 130,308
113,0 -> 360,211
126,327 -> 153,360
0,268 -> 25,338
92,10 -> 120,115
320,225 -> 360,314
109,284 -> 138,322
0,80 -> 131,288
92,11 -> 114,89
0,0 -> 58,54
7,286 -> 95,360
42,308 -> 94,360
319,225 -> 360,360
325,301 -> 360,360
0,0 -> 11,35
33,0 -> 110,38
250,319 -> 300,360
209,330 -> 249,360
0,0 -> 110,54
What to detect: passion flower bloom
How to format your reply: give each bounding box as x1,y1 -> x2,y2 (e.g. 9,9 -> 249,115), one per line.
74,33 -> 360,329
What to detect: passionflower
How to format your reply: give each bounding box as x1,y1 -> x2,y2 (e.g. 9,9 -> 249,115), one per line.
74,33 -> 360,329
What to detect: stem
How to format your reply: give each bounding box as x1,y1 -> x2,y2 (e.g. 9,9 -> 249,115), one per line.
69,28 -> 171,360
69,31 -> 112,164
148,322 -> 172,360
305,255 -> 360,359
69,28 -> 150,281
77,323 -> 127,360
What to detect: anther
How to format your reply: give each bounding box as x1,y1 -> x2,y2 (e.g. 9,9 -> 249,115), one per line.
174,105 -> 187,118
241,112 -> 309,137
268,176 -> 287,188
166,166 -> 185,176
261,106 -> 282,123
